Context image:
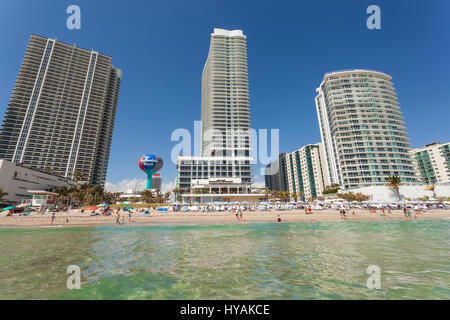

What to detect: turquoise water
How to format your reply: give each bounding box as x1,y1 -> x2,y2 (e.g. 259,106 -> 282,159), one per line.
0,219 -> 449,299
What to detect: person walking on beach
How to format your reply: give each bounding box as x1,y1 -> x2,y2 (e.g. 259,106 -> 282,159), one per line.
304,206 -> 308,215
128,212 -> 132,222
116,212 -> 121,225
50,212 -> 56,226
234,206 -> 241,221
277,214 -> 281,223
239,208 -> 243,222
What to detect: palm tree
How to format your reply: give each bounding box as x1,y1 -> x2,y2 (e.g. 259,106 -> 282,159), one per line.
0,188 -> 8,203
72,171 -> 83,182
172,187 -> 181,200
91,185 -> 104,205
154,189 -> 163,203
67,186 -> 79,208
386,175 -> 402,201
291,192 -> 298,202
426,185 -> 436,198
164,191 -> 171,203
279,191 -> 290,202
53,186 -> 69,209
298,191 -> 305,202
140,189 -> 154,207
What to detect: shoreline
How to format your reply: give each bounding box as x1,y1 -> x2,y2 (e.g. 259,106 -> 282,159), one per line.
1,209 -> 449,228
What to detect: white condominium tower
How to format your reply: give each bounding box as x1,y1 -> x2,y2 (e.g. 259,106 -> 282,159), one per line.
315,70 -> 417,190
413,142 -> 450,185
201,28 -> 250,158
0,35 -> 122,186
285,143 -> 330,200
176,28 -> 259,203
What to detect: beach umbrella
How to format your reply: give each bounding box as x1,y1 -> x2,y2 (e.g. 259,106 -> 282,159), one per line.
1,206 -> 15,211
86,206 -> 98,210
98,203 -> 109,207
124,207 -> 134,210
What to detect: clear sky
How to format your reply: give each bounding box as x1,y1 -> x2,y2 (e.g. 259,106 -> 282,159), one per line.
0,0 -> 449,192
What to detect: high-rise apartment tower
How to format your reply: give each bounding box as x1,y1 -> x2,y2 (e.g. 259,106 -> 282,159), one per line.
0,35 -> 121,186
315,70 -> 417,190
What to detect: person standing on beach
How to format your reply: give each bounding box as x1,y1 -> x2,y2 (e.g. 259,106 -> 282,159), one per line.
234,206 -> 240,221
128,212 -> 132,222
239,208 -> 243,222
50,212 -> 56,226
116,212 -> 121,225
277,214 -> 281,223
304,206 -> 308,215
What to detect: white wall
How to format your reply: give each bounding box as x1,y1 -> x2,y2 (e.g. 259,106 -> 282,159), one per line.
350,185 -> 450,202
0,160 -> 79,205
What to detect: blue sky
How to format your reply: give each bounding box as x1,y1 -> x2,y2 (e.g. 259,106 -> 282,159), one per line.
0,0 -> 449,191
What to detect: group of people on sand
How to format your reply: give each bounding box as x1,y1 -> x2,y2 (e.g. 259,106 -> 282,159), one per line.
115,210 -> 133,225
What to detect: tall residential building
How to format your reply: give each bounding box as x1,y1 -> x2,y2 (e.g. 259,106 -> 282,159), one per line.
151,173 -> 162,190
285,143 -> 330,200
176,29 -> 263,203
315,70 -> 417,190
264,153 -> 288,191
413,142 -> 450,185
0,34 -> 121,186
201,28 -> 251,158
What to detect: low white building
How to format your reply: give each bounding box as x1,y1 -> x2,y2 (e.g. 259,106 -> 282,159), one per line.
0,159 -> 79,205
180,177 -> 266,204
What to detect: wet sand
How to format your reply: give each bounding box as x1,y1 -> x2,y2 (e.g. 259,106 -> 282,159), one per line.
0,209 -> 449,227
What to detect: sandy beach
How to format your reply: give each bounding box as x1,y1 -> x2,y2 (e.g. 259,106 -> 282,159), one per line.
1,208 -> 449,227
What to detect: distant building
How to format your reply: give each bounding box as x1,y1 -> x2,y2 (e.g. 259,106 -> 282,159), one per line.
151,173 -> 162,189
264,153 -> 288,191
0,34 -> 122,186
315,70 -> 418,190
0,159 -> 79,205
413,142 -> 450,185
285,143 -> 330,200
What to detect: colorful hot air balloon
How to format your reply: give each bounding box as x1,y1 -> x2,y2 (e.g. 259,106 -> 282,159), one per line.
138,154 -> 163,189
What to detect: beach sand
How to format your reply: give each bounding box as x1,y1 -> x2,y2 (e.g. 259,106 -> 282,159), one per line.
0,208 -> 449,227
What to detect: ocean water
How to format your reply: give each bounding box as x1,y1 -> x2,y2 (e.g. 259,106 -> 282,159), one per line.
0,219 -> 449,300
